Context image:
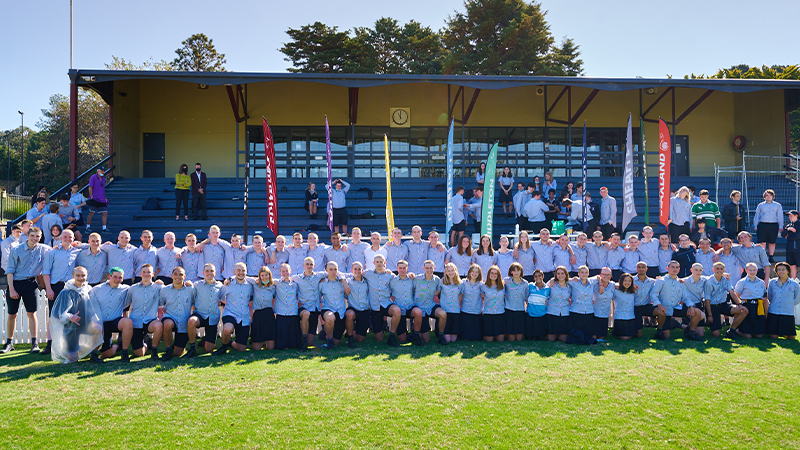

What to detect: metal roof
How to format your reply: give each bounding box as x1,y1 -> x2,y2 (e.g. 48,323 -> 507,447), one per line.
70,69 -> 800,94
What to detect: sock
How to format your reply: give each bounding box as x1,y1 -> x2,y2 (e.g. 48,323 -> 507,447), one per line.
301,334 -> 307,340
121,349 -> 128,355
656,327 -> 663,332
102,226 -> 108,230
390,332 -> 396,337
189,342 -> 196,348
91,350 -> 99,356
31,337 -> 37,345
327,338 -> 334,346
47,339 -> 52,345
5,338 -> 11,345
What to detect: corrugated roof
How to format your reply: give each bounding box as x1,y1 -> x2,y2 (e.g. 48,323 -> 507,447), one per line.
69,69 -> 800,94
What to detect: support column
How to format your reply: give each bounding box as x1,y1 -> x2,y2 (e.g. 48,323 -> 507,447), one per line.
69,81 -> 78,180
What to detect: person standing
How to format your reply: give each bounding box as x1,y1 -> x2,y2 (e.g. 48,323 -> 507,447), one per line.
668,186 -> 692,244
85,166 -> 109,233
449,186 -> 466,247
326,178 -> 351,235
68,183 -> 87,227
781,211 -> 800,279
497,166 -> 515,219
305,182 -> 319,220
191,162 -> 208,221
753,189 -> 783,264
522,191 -> 549,234
691,189 -> 721,230
599,187 -> 617,239
512,182 -> 531,230
722,190 -> 746,239
174,164 -> 191,221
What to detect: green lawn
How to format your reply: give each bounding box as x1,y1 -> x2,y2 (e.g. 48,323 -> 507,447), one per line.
1,329 -> 799,450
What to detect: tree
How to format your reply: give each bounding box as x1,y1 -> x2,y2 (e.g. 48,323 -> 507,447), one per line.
689,64 -> 800,152
173,33 -> 227,72
105,55 -> 173,71
352,18 -> 444,74
281,22 -> 358,73
441,0 -> 581,76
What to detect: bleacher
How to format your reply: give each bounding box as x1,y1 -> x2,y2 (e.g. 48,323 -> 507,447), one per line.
100,175 -> 719,246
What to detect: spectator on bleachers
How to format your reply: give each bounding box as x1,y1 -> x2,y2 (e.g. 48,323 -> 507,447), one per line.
586,192 -> 600,233
497,166 -> 514,219
0,224 -> 22,276
722,190 -> 746,239
58,194 -> 82,242
691,189 -> 721,229
326,179 -> 351,235
30,185 -> 48,206
688,186 -> 700,204
68,183 -> 87,227
475,162 -> 486,185
305,182 -> 319,220
48,224 -> 63,248
191,163 -> 208,221
571,183 -> 583,202
26,197 -> 48,226
85,166 -> 109,233
781,210 -> 800,279
599,186 -> 617,239
41,203 -> 62,246
531,175 -> 542,193
512,182 -> 531,230
689,221 -> 726,246
174,164 -> 191,222
561,181 -> 575,200
543,172 -> 557,193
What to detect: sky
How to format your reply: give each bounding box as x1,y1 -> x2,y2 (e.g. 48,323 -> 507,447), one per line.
1,0 -> 798,132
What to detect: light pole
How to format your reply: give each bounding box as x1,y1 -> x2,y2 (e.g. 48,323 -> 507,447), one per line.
3,131 -> 8,221
18,111 -> 24,195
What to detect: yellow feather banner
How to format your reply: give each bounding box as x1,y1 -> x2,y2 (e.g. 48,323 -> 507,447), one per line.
384,135 -> 395,235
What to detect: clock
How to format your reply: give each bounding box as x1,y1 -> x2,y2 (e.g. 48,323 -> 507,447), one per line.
390,108 -> 410,127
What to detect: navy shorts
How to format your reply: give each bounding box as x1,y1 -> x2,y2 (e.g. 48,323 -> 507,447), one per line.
7,278 -> 39,315
190,312 -> 218,345
451,220 -> 466,232
102,317 -> 124,350
320,309 -> 346,340
708,303 -> 736,331
332,207 -> 348,227
299,308 -> 320,336
132,320 -> 157,350
347,307 -> 371,337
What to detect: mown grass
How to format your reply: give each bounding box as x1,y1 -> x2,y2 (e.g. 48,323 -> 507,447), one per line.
1,328 -> 799,450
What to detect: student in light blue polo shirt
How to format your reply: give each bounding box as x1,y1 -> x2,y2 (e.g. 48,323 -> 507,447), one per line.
189,263 -> 225,354
703,261 -> 747,340
101,230 -> 137,285
427,231 -> 447,277
611,273 -> 637,340
213,262 -> 254,354
343,262 -> 370,347
323,233 -> 350,273
767,262 -> 800,339
159,267 -> 196,361
481,265 -> 506,342
592,267 -> 615,340
90,267 -> 132,362
445,234 -> 473,277
127,264 -> 165,360
155,232 -> 181,284
250,266 -> 277,351
504,263 -> 529,342
411,260 -> 447,345
389,260 -> 416,344
546,266 -> 572,342
292,256 -> 328,350
734,262 -> 769,338
273,263 -> 301,350
319,261 -> 350,349
460,264 -> 484,341
438,263 -> 463,343
178,234 -> 204,282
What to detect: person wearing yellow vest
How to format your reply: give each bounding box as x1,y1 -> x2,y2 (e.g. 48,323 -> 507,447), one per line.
174,164 -> 191,221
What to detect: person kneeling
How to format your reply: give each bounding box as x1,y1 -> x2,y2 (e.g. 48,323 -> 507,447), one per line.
214,263 -> 254,355
50,267 -> 104,364
160,267 -> 196,361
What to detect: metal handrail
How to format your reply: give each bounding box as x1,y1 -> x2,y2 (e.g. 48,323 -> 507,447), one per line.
6,154 -> 117,235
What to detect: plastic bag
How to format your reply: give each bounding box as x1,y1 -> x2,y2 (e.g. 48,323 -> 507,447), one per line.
49,282 -> 104,364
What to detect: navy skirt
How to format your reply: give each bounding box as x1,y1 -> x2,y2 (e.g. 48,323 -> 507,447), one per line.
546,314 -> 569,336
460,312 -> 483,340
568,313 -> 593,337
250,308 -> 277,342
443,313 -> 460,335
767,314 -> 796,336
525,315 -> 547,339
612,318 -> 637,338
482,313 -> 507,337
275,314 -> 301,349
505,310 -> 526,335
593,316 -> 610,339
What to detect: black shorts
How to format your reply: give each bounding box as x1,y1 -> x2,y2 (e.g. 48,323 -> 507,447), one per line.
451,220 -> 466,232
48,281 -> 66,316
646,266 -> 661,278
7,278 -> 39,315
757,222 -> 779,244
173,332 -> 189,349
588,269 -> 602,277
669,306 -> 691,318
222,315 -> 250,346
131,320 -> 157,350
347,307 -> 371,337
767,314 -> 797,336
190,312 -> 218,345
708,303 -> 736,331
332,207 -> 348,226
320,309 -> 346,341
156,276 -> 173,284
370,308 -> 387,334
250,308 -> 277,343
102,317 -> 124,349
299,308 -> 320,335
787,251 -> 800,267
634,304 -> 658,331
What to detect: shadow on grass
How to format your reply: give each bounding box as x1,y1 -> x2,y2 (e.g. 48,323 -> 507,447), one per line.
0,327 -> 797,381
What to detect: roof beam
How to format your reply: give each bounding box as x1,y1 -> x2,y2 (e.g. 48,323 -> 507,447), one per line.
569,89 -> 600,125
225,84 -> 248,123
674,89 -> 713,126
349,87 -> 359,125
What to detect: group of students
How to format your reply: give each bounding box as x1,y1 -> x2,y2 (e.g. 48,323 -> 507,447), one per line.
2,219 -> 798,365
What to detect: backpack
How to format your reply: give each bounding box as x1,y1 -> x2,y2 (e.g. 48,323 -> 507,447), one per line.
143,197 -> 160,210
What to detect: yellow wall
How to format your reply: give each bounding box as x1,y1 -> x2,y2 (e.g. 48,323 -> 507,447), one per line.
734,90 -> 786,156
112,78 -> 787,178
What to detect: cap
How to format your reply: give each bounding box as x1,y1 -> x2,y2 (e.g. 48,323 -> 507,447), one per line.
97,166 -> 107,172
788,210 -> 799,216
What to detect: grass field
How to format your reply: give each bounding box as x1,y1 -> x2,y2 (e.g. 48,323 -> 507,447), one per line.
1,328 -> 799,450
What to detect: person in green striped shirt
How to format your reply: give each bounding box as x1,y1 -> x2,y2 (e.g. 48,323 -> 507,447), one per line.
691,190 -> 721,229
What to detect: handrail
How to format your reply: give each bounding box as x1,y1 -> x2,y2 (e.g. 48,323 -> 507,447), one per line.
5,154 -> 117,235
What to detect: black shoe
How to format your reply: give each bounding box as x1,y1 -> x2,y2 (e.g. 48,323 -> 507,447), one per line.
90,353 -> 104,364
387,334 -> 399,347
768,256 -> 776,264
413,334 -> 424,346
322,340 -> 335,350
1,342 -> 15,354
212,345 -> 229,356
150,349 -> 160,360
40,341 -> 51,355
654,330 -> 667,340
120,352 -> 130,363
725,328 -> 740,340
347,336 -> 355,348
183,346 -> 197,358
161,346 -> 174,361
684,330 -> 702,341
438,335 -> 448,345
30,343 -> 40,354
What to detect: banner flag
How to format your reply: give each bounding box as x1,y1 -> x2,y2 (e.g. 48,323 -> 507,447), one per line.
582,122 -> 587,231
640,117 -> 650,224
261,117 -> 279,238
622,114 -> 637,231
481,142 -> 499,236
445,119 -> 455,236
325,116 -> 333,231
658,118 -> 672,226
384,135 -> 395,235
